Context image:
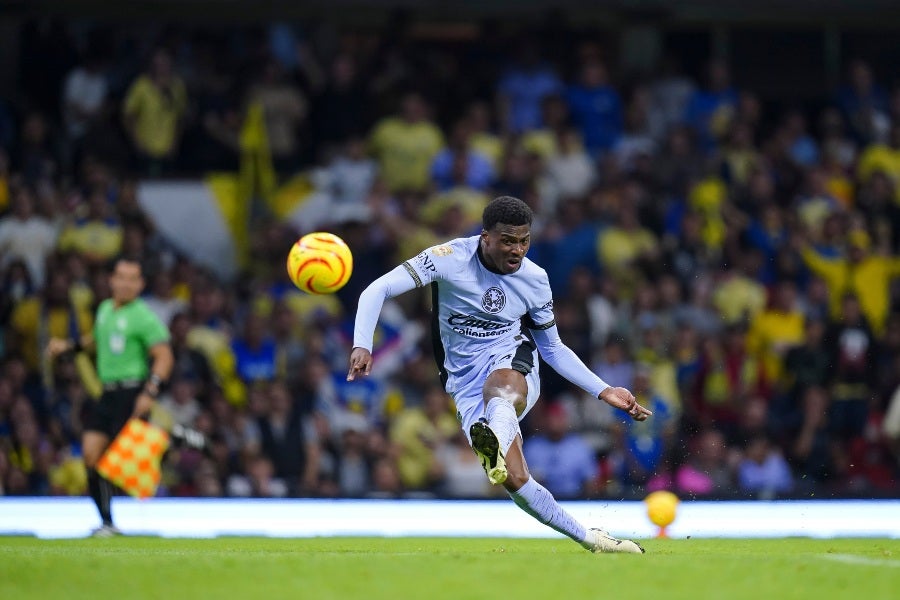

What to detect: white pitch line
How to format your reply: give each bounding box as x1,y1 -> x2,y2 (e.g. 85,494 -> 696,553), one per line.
817,554 -> 900,568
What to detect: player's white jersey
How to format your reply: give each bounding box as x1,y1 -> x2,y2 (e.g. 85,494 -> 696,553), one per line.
402,236 -> 555,392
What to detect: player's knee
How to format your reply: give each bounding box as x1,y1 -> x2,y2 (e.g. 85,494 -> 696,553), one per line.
484,394 -> 528,416
484,370 -> 528,415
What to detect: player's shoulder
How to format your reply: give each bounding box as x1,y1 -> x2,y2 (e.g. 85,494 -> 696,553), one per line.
450,235 -> 480,255
517,257 -> 551,284
404,237 -> 474,282
419,236 -> 477,264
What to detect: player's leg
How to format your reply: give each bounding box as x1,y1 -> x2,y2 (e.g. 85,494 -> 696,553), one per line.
473,369 -> 644,554
473,369 -> 590,545
470,338 -> 540,483
469,368 -> 522,484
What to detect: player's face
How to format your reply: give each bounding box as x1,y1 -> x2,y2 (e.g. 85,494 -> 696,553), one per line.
481,223 -> 530,274
110,261 -> 144,304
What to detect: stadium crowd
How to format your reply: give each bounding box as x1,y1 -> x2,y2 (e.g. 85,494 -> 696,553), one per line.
1,17 -> 900,501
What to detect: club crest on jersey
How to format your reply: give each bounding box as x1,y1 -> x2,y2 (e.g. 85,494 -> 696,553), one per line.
481,286 -> 506,314
431,245 -> 453,256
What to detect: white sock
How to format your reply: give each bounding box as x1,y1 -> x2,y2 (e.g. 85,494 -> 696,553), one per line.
485,396 -> 519,455
509,477 -> 588,546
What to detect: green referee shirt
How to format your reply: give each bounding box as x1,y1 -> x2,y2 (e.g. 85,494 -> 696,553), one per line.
94,298 -> 170,383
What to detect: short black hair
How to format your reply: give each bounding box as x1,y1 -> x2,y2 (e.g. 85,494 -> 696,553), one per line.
108,255 -> 143,274
482,196 -> 533,230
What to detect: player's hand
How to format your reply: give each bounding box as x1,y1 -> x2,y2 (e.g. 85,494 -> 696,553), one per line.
45,337 -> 72,358
132,392 -> 155,419
347,347 -> 373,381
599,386 -> 652,421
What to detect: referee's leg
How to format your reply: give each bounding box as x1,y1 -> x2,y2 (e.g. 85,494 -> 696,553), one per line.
83,429 -> 114,528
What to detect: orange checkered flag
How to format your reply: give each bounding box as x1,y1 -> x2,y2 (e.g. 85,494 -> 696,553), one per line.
97,418 -> 170,499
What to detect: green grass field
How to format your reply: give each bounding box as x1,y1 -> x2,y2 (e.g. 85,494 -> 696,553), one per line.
1,537 -> 898,600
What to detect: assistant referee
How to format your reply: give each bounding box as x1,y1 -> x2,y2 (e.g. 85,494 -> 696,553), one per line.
48,257 -> 173,536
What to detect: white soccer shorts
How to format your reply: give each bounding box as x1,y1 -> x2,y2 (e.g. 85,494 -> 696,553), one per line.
450,337 -> 541,444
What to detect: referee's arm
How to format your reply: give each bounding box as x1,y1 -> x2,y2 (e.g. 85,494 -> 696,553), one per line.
134,342 -> 175,418
46,335 -> 95,357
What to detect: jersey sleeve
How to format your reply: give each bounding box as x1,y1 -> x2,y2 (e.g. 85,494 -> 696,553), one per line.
400,243 -> 458,288
353,265 -> 419,351
524,268 -> 556,331
139,305 -> 170,347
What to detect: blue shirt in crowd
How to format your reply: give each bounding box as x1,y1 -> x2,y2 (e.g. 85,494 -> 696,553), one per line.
232,338 -> 278,382
684,87 -> 739,152
497,66 -> 563,133
525,433 -> 596,498
565,84 -> 623,155
430,149 -> 495,191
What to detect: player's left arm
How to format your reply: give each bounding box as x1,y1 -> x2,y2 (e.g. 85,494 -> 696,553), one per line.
531,325 -> 651,421
527,272 -> 650,421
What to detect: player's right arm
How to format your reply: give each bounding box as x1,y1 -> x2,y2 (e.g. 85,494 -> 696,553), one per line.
348,265 -> 418,380
348,246 -> 450,380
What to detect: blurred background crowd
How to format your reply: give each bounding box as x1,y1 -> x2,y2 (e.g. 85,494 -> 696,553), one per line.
2,9 -> 900,501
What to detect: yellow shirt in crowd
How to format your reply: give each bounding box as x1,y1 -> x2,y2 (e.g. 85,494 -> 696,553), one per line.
857,144 -> 900,189
389,407 -> 458,490
470,132 -> 504,169
689,177 -> 727,251
598,227 -> 658,271
123,75 -> 188,157
520,129 -> 559,160
713,276 -> 768,325
58,220 -> 123,263
11,298 -> 93,371
369,118 -> 444,192
802,246 -> 900,334
420,186 -> 489,229
746,309 -> 805,386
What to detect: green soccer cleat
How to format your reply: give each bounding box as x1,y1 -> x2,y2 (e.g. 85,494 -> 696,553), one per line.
585,528 -> 645,554
469,419 -> 507,485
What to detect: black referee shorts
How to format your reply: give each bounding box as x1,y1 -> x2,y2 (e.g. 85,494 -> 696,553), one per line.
84,383 -> 143,438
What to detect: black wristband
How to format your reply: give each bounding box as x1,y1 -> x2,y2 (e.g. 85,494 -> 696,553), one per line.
148,374 -> 163,387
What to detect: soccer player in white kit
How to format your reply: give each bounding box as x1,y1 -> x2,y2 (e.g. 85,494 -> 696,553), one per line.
349,196 -> 650,553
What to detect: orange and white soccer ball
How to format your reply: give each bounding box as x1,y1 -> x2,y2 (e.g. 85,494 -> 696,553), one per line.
286,232 -> 353,294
